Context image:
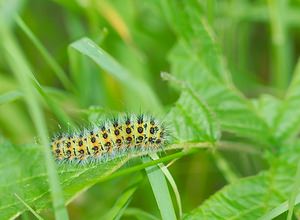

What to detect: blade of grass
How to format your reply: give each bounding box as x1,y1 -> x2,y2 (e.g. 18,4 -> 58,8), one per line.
259,192 -> 300,220
0,23 -> 69,219
69,37 -> 162,112
0,18 -> 75,128
102,141 -> 215,182
14,194 -> 44,220
123,208 -> 159,220
267,0 -> 290,90
213,151 -> 239,183
142,156 -> 177,220
0,90 -> 22,105
149,153 -> 182,219
287,160 -> 300,220
15,16 -> 73,91
32,80 -> 76,129
102,175 -> 142,220
102,148 -> 199,182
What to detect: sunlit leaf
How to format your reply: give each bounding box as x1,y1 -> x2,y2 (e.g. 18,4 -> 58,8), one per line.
184,146 -> 300,219
162,1 -> 271,145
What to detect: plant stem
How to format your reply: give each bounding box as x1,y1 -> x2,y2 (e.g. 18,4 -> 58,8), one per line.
268,0 -> 290,90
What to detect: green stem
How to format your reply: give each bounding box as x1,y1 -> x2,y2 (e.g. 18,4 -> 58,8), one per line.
15,16 -> 73,91
267,0 -> 290,90
0,23 -> 69,220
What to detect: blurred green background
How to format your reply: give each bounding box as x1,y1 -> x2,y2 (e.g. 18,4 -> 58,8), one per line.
1,0 -> 299,219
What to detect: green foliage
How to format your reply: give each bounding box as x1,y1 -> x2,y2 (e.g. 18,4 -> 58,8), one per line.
0,139 -> 193,219
1,0 -> 300,219
69,37 -> 162,112
0,140 -> 123,219
184,146 -> 300,219
163,1 -> 272,146
143,156 -> 177,220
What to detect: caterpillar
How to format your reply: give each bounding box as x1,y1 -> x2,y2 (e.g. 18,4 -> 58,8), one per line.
51,114 -> 167,164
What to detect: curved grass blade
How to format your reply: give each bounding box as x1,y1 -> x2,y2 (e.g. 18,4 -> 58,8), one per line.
101,175 -> 142,220
0,90 -> 22,105
123,208 -> 159,220
287,160 -> 300,220
142,156 -> 177,220
150,152 -> 182,219
69,37 -> 162,112
259,193 -> 300,220
0,24 -> 69,219
15,16 -> 73,91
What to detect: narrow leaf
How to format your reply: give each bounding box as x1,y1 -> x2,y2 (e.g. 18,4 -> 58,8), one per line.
0,90 -> 22,105
143,156 -> 177,220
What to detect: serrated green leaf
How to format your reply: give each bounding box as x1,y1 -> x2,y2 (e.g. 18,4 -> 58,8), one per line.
14,193 -> 44,220
0,141 -> 125,219
183,148 -> 300,220
273,60 -> 300,144
162,1 -> 271,145
166,90 -> 220,143
161,0 -> 231,85
259,193 -> 300,220
0,139 -> 197,219
251,94 -> 281,129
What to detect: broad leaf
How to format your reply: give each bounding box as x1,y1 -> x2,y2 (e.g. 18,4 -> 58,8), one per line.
183,145 -> 300,219
251,94 -> 281,146
166,90 -> 220,143
0,138 -> 192,219
162,1 -> 271,145
252,95 -> 281,130
0,141 -> 127,219
273,60 -> 300,144
0,138 -> 176,219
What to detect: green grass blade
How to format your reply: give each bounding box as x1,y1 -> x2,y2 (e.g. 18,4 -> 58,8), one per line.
213,151 -> 239,183
149,153 -> 182,219
14,194 -> 44,220
0,90 -> 22,105
142,156 -> 177,220
69,37 -> 162,112
267,0 -> 290,90
0,24 -> 69,219
259,193 -> 300,220
123,208 -> 159,220
15,16 -> 73,91
32,80 -> 76,129
102,148 -> 200,183
102,176 -> 142,220
287,160 -> 300,220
